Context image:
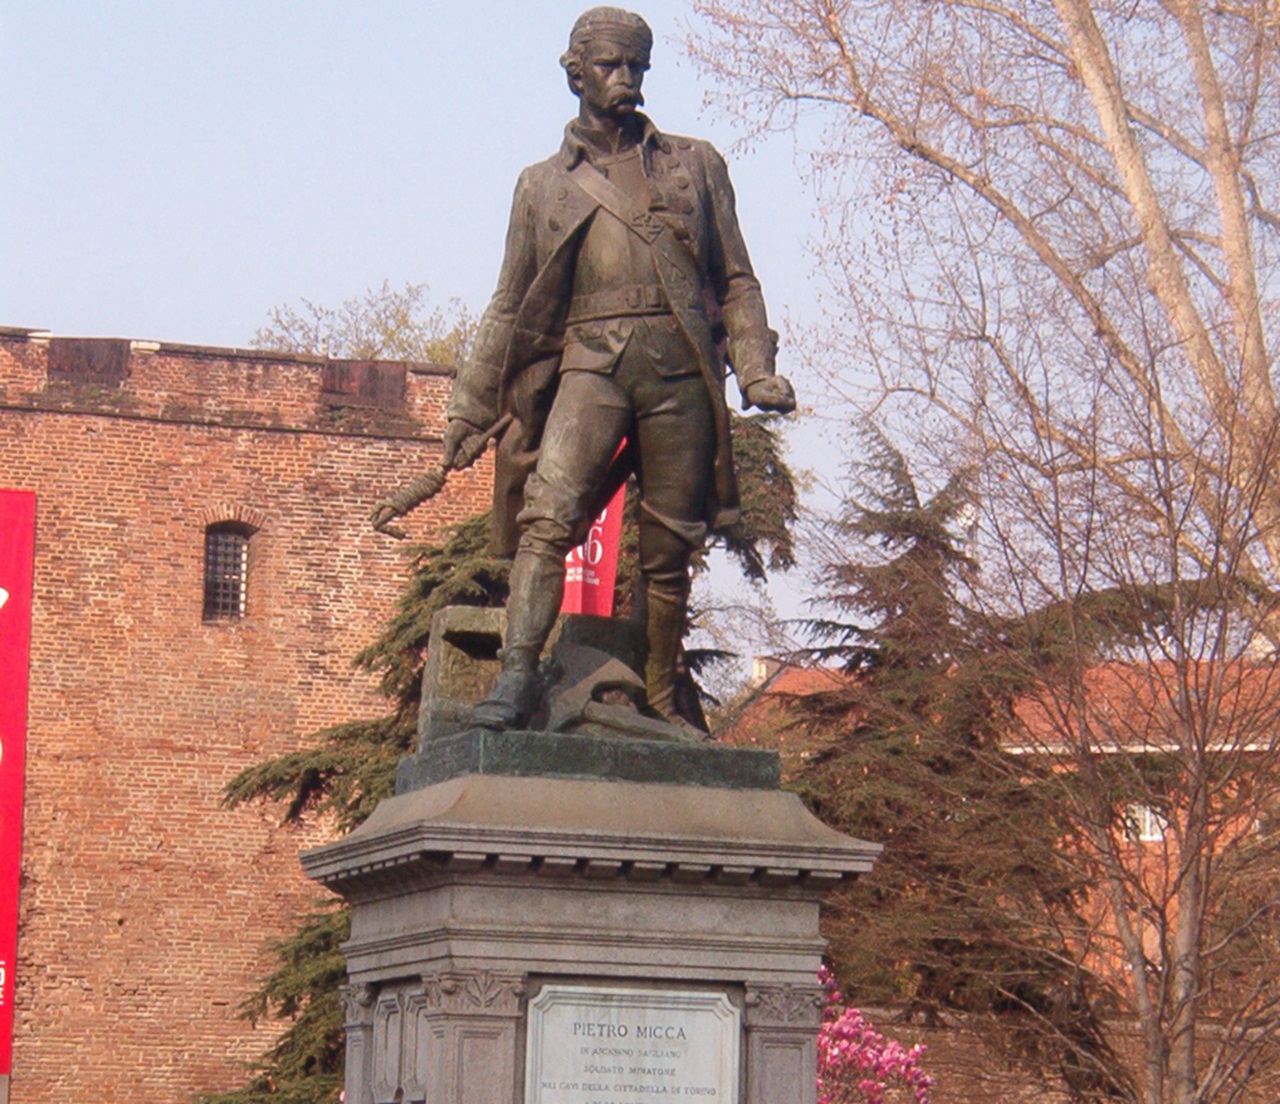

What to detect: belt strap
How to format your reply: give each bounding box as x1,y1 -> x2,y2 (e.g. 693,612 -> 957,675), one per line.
570,162 -> 691,257
566,284 -> 671,323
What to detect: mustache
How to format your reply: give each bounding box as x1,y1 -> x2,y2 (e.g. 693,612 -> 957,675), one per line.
611,89 -> 644,107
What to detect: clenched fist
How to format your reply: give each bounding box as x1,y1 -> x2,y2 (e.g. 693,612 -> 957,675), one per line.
743,376 -> 797,414
441,418 -> 489,470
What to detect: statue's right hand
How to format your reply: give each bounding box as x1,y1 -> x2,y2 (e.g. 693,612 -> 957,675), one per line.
441,418 -> 489,470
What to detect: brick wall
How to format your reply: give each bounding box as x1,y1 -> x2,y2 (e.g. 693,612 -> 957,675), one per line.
0,328 -> 491,1102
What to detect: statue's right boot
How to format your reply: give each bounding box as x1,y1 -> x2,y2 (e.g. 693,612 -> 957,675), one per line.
471,552 -> 564,730
470,645 -> 540,731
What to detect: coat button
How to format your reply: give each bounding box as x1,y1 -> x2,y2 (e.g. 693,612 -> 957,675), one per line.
549,216 -> 562,232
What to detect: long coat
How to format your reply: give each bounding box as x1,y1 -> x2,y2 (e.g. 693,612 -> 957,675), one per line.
447,116 -> 778,556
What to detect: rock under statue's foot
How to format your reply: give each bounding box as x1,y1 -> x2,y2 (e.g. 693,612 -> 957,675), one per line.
645,705 -> 706,741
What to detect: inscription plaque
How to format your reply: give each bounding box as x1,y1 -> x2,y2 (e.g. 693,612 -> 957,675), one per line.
526,985 -> 740,1104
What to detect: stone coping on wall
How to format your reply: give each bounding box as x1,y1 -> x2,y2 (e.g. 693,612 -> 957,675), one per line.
0,325 -> 452,374
0,325 -> 459,439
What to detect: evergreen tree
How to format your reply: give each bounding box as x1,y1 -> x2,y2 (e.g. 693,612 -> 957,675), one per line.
718,412 -> 798,580
799,431 -> 1134,1101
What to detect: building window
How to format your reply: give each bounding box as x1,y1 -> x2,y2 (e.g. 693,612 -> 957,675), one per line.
1124,803 -> 1168,843
203,523 -> 252,620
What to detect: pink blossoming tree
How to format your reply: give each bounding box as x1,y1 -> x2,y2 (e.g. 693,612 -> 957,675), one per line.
817,967 -> 934,1104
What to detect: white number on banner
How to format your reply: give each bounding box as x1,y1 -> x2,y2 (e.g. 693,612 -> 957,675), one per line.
565,508 -> 608,568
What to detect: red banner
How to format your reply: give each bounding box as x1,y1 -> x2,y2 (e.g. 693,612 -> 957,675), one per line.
0,490 -> 35,1078
562,482 -> 626,617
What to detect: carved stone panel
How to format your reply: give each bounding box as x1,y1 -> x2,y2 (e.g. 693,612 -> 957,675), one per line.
372,991 -> 405,1104
453,1022 -> 518,1104
526,985 -> 739,1104
422,968 -> 525,1015
340,982 -> 378,1027
750,1036 -> 815,1104
406,968 -> 526,1104
401,991 -> 432,1104
339,983 -> 378,1104
743,984 -> 824,1029
743,984 -> 823,1104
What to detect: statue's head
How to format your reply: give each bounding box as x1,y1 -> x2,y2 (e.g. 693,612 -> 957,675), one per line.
561,7 -> 653,114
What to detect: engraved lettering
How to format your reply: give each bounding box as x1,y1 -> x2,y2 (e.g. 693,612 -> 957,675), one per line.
573,1020 -> 631,1037
635,1024 -> 687,1040
527,986 -> 738,1103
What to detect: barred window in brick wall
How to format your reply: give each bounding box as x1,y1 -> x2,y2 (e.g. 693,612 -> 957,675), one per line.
1124,803 -> 1168,843
203,523 -> 252,620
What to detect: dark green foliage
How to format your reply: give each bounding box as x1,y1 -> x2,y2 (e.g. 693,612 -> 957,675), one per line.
199,514 -> 508,1104
221,713 -> 411,840
219,512 -> 508,837
198,910 -> 349,1104
221,512 -> 507,838
359,512 -> 511,707
800,430 -> 1136,1101
719,412 -> 798,580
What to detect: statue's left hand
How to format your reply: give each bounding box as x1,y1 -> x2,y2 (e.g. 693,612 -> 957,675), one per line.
743,376 -> 797,414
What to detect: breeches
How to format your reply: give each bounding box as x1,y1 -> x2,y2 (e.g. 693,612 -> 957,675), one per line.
516,338 -> 715,589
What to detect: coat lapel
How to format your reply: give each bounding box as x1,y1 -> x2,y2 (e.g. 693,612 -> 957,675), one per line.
506,171 -> 597,367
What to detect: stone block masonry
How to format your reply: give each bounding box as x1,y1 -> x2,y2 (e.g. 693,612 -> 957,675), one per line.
0,327 -> 491,1103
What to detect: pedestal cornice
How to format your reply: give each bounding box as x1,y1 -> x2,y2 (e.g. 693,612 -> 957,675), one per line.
302,773 -> 880,898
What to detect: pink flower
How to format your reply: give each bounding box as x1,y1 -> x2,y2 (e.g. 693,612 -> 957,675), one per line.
816,968 -> 934,1104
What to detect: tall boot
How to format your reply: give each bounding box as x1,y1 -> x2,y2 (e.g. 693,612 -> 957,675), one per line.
472,551 -> 564,730
643,580 -> 689,725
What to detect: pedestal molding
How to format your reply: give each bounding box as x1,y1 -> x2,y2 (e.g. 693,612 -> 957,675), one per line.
346,923 -> 827,963
303,774 -> 880,896
314,848 -> 865,896
744,983 -> 826,1028
340,981 -> 378,1026
421,968 -> 526,1015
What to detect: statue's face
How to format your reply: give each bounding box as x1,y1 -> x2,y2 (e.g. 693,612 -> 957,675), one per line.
575,36 -> 648,119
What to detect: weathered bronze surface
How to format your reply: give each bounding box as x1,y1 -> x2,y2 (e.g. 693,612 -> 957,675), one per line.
444,6 -> 796,731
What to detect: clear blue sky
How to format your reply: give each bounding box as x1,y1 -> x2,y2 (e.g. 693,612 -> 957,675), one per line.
2,1 -> 839,654
2,1 -> 818,348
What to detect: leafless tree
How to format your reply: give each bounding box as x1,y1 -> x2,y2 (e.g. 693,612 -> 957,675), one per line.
689,3 -> 1280,1101
252,280 -> 475,363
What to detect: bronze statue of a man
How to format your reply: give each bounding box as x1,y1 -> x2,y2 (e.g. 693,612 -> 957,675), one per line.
444,6 -> 795,730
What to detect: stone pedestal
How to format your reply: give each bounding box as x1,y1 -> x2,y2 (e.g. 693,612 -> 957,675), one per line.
302,737 -> 879,1104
